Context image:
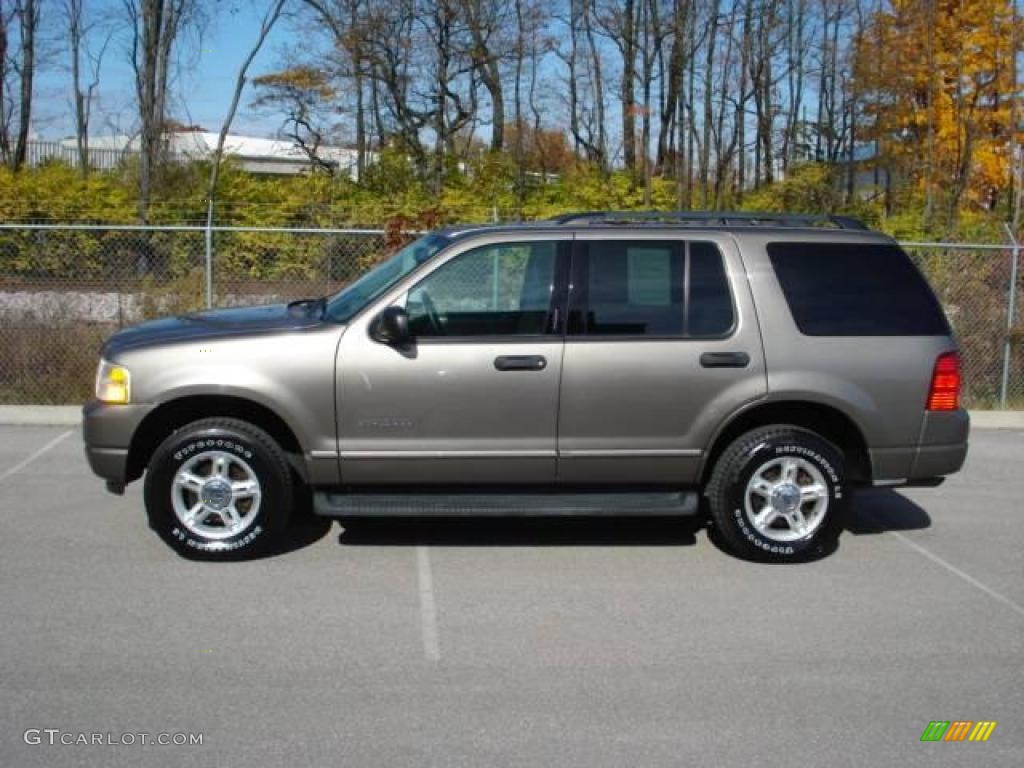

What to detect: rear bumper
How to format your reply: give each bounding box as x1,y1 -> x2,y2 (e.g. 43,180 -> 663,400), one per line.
911,441 -> 969,478
869,409 -> 969,484
82,400 -> 153,489
911,409 -> 970,478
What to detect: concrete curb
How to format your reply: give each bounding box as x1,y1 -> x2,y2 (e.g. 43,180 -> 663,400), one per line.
968,410 -> 1024,430
0,406 -> 82,426
0,404 -> 1022,430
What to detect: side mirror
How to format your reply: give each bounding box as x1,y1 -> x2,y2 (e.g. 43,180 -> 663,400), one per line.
370,305 -> 411,345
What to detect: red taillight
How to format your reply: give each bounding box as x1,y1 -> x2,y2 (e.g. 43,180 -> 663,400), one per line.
926,352 -> 961,411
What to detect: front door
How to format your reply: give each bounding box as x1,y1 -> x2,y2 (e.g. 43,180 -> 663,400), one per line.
336,236 -> 570,484
556,233 -> 767,484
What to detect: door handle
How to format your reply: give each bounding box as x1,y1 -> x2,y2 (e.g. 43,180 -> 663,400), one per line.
494,355 -> 547,371
700,351 -> 750,368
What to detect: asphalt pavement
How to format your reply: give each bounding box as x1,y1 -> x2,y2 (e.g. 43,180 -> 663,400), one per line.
1,424 -> 1022,767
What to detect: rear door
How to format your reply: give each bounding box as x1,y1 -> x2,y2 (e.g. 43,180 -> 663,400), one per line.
556,232 -> 767,484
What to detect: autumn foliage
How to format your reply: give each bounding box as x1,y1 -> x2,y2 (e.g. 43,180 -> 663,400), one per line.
855,0 -> 1022,228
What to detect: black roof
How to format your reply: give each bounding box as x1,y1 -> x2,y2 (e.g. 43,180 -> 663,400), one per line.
548,210 -> 868,229
437,211 -> 870,239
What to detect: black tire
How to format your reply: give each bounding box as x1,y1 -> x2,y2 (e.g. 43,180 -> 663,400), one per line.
706,425 -> 846,562
144,418 -> 292,559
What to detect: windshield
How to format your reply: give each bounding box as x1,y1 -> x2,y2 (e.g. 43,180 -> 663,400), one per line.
325,233 -> 449,322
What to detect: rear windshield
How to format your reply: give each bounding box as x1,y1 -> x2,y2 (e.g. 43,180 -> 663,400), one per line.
766,242 -> 951,336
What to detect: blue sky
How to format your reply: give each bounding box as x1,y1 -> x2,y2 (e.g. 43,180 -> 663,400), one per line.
34,2 -> 306,140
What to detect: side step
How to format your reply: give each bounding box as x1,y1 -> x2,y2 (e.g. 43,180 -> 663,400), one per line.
313,490 -> 699,517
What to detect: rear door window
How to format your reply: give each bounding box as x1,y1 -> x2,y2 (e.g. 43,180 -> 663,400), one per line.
569,240 -> 734,337
767,242 -> 950,336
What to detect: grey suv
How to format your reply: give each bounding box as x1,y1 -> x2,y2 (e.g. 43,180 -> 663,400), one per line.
83,212 -> 969,561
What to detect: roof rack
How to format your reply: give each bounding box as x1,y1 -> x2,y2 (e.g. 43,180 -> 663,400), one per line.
547,210 -> 868,230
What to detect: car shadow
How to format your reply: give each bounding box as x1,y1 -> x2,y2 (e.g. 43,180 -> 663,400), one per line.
206,487 -> 930,561
334,515 -> 704,547
702,487 -> 932,564
177,488 -> 335,561
844,488 -> 932,534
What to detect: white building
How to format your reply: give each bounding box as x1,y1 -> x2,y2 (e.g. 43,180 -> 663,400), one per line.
32,130 -> 365,178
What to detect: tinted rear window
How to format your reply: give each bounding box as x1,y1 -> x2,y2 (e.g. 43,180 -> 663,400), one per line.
568,240 -> 734,337
767,242 -> 950,336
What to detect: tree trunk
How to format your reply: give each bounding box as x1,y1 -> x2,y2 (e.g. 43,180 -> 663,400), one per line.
133,0 -> 190,222
701,0 -> 720,205
583,0 -> 607,169
206,0 -> 286,226
69,0 -> 87,174
922,0 -> 938,230
514,0 -> 525,209
0,2 -> 8,163
657,0 -> 687,175
620,0 -> 639,175
567,0 -> 581,158
1012,0 -> 1022,230
684,14 -> 695,206
464,0 -> 504,152
736,0 -> 753,201
11,0 -> 37,171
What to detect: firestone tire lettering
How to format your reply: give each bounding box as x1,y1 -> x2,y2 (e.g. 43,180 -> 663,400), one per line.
144,418 -> 291,560
707,425 -> 848,562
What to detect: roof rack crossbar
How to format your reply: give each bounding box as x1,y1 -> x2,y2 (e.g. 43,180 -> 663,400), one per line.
547,210 -> 868,230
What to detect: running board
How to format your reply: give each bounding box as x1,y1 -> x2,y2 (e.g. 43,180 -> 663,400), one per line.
313,490 -> 699,517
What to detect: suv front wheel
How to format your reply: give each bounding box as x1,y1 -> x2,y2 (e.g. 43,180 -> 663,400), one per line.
706,426 -> 847,561
144,418 -> 292,559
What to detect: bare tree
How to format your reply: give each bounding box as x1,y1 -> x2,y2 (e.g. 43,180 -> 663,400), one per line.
356,0 -> 437,176
780,0 -> 808,174
748,0 -> 781,186
699,0 -> 720,203
597,0 -> 640,175
125,0 -> 197,221
245,0 -> 888,207
0,0 -> 39,170
252,65 -> 338,172
461,0 -> 508,152
638,0 -> 666,203
735,0 -> 754,200
302,0 -> 375,175
0,3 -> 9,163
555,0 -> 605,167
206,0 -> 287,231
583,0 -> 607,168
65,0 -> 112,176
513,0 -> 526,205
656,0 -> 690,176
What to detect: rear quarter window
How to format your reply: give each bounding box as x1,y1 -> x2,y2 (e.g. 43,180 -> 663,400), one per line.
766,242 -> 951,336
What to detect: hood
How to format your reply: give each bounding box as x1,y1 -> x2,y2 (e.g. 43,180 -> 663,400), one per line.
102,302 -> 326,357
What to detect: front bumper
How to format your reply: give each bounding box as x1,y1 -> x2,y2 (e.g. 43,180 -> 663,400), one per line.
82,400 -> 153,490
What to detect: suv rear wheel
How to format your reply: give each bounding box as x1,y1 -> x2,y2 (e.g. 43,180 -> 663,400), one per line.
144,418 -> 292,559
706,426 -> 846,561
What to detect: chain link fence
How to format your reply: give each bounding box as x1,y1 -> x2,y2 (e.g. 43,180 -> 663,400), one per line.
0,225 -> 397,403
902,242 -> 1023,409
0,224 -> 1020,408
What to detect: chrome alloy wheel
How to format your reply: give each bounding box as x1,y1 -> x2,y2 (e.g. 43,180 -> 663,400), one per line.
742,456 -> 830,543
171,451 -> 262,540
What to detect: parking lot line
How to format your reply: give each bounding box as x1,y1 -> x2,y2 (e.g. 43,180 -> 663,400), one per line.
888,529 -> 1024,619
416,545 -> 441,663
0,429 -> 73,484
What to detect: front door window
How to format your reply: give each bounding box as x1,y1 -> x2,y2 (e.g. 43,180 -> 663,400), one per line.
407,242 -> 558,337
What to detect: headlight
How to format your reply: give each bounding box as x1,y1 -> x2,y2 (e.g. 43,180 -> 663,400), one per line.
95,360 -> 131,404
